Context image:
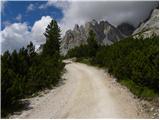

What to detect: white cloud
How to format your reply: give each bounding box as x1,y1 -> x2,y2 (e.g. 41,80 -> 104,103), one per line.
2,21 -> 11,27
1,23 -> 30,53
1,16 -> 52,53
16,14 -> 22,22
58,1 -> 158,35
27,3 -> 35,12
46,0 -> 69,10
39,0 -> 69,10
1,0 -> 7,13
38,3 -> 46,9
31,16 -> 52,45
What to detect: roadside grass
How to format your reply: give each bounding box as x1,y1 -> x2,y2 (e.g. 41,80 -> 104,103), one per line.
76,58 -> 101,68
119,79 -> 158,100
76,58 -> 92,65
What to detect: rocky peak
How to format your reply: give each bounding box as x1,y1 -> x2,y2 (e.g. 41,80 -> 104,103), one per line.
74,24 -> 79,31
133,9 -> 159,38
60,19 -> 125,55
151,9 -> 158,18
90,19 -> 98,26
99,20 -> 110,26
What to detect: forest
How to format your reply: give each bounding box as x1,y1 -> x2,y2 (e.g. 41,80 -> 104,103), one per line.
1,20 -> 64,117
67,31 -> 159,99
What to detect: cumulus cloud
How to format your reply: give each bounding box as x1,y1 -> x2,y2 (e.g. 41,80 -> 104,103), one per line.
2,20 -> 11,27
1,16 -> 52,53
30,16 -> 52,45
1,23 -> 30,53
57,1 -> 158,35
16,14 -> 22,22
46,0 -> 69,10
39,0 -> 69,10
27,3 -> 35,12
1,0 -> 7,13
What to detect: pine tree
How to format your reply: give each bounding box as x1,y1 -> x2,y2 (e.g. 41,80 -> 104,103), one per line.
43,19 -> 61,56
87,30 -> 98,57
27,42 -> 36,57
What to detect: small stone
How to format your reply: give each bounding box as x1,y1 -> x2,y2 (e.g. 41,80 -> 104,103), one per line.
150,107 -> 154,112
153,113 -> 157,116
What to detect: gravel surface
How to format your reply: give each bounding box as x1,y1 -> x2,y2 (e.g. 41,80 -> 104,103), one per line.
10,61 -> 150,119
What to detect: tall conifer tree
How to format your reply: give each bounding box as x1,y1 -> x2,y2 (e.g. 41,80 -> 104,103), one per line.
43,19 -> 61,56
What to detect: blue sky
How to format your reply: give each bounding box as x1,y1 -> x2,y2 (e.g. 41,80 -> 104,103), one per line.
2,1 -> 63,30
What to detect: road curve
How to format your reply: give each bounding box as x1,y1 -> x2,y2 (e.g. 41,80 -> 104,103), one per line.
10,61 -> 148,118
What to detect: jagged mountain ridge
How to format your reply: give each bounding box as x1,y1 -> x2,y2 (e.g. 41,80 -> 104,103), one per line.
60,19 -> 125,55
133,9 -> 159,38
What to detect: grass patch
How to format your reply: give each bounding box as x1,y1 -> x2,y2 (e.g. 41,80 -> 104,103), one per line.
76,57 -> 102,68
76,58 -> 92,65
120,79 -> 158,100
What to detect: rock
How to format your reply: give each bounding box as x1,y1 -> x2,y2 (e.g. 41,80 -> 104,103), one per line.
150,107 -> 154,112
153,113 -> 157,116
133,9 -> 159,38
60,19 -> 125,55
151,116 -> 155,119
14,112 -> 21,115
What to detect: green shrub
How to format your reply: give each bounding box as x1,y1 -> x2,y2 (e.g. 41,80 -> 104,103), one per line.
120,79 -> 157,99
66,34 -> 159,99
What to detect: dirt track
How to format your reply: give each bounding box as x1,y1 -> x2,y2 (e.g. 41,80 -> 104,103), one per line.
10,61 -> 148,118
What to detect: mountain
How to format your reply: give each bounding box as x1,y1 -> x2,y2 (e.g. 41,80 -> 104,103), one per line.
117,23 -> 135,36
133,9 -> 159,38
60,19 -> 124,55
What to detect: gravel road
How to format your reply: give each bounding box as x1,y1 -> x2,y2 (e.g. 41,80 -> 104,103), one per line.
10,61 -> 148,118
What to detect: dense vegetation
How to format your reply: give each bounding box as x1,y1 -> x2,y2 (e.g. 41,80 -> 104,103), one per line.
1,20 -> 64,117
67,32 -> 159,99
